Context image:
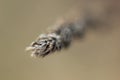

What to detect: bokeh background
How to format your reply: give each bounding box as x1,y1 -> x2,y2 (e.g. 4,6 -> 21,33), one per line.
1,0 -> 120,80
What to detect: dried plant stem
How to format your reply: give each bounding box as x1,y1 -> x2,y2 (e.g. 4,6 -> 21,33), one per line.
25,0 -> 120,58
26,16 -> 89,57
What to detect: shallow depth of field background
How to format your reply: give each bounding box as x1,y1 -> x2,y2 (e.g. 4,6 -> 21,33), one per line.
1,0 -> 120,80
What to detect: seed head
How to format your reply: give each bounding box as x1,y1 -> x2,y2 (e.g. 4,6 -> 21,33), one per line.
26,33 -> 62,57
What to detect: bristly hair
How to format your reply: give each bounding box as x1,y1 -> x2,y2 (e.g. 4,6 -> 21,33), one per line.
26,17 -> 87,57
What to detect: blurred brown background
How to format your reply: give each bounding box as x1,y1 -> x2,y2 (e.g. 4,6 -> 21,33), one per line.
1,0 -> 120,80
